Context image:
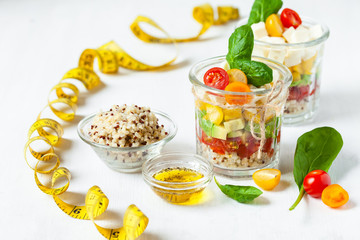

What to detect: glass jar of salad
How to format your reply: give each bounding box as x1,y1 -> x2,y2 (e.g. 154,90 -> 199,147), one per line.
238,16 -> 329,124
189,56 -> 291,177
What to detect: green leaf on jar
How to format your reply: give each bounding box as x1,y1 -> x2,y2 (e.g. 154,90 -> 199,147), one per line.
230,59 -> 273,87
248,0 -> 283,25
226,25 -> 254,66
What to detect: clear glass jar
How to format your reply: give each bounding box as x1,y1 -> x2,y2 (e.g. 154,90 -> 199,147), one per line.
189,56 -> 292,177
238,17 -> 330,124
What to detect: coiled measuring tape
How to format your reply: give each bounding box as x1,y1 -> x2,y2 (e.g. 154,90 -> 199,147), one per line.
24,4 -> 239,239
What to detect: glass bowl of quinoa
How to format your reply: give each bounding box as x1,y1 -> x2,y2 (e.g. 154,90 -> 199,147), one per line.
77,104 -> 177,173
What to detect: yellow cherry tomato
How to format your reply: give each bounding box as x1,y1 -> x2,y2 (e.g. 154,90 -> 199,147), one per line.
265,14 -> 284,37
252,168 -> 281,191
227,69 -> 248,84
322,184 -> 349,208
204,104 -> 223,125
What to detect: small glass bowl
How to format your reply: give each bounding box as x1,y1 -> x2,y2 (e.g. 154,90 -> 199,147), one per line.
142,153 -> 214,204
77,110 -> 177,173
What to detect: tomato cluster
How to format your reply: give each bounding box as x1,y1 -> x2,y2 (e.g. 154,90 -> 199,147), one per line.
200,131 -> 274,159
303,170 -> 349,208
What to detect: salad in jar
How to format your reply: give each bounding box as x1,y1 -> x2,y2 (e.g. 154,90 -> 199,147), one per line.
190,22 -> 292,177
242,0 -> 329,124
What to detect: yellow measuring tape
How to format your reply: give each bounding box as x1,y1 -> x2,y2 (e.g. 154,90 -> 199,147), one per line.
24,4 -> 239,239
131,4 -> 239,43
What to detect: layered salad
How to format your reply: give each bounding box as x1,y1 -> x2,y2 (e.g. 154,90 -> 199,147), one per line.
191,19 -> 291,173
246,1 -> 328,119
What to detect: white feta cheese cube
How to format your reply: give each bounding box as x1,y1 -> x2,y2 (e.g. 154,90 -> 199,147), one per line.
268,47 -> 287,63
251,22 -> 268,39
309,24 -> 323,40
252,45 -> 269,58
292,25 -> 311,43
260,36 -> 285,44
284,49 -> 304,67
302,46 -> 317,61
283,27 -> 296,43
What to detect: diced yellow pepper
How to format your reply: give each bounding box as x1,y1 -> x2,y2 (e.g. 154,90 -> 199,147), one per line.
223,108 -> 243,121
243,110 -> 274,124
292,71 -> 301,82
195,99 -> 207,111
302,54 -> 317,75
204,104 -> 223,125
292,64 -> 304,75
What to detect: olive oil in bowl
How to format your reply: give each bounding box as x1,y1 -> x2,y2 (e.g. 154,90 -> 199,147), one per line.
152,167 -> 205,204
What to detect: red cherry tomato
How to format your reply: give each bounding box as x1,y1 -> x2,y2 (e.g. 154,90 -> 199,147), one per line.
288,85 -> 310,101
280,8 -> 302,29
303,170 -> 331,198
204,67 -> 229,90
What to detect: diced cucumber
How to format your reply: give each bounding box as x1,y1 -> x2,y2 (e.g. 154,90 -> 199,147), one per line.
211,125 -> 228,140
224,118 -> 245,132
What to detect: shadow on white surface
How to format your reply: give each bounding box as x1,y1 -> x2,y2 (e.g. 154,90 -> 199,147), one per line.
279,142 -> 295,175
55,138 -> 72,151
337,200 -> 356,210
250,196 -> 270,205
272,180 -> 291,192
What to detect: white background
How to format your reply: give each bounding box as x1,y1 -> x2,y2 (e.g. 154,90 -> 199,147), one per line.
1,0 -> 360,239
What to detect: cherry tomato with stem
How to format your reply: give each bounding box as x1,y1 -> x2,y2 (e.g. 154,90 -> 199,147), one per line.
204,67 -> 229,90
280,8 -> 302,29
303,170 -> 331,198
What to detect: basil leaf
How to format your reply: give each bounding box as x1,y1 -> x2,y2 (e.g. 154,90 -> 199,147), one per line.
293,127 -> 343,190
214,177 -> 262,203
248,0 -> 283,25
289,127 -> 343,210
231,59 -> 273,87
226,25 -> 254,67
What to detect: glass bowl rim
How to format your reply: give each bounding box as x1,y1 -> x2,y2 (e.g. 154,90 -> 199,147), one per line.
237,16 -> 330,47
77,109 -> 177,152
189,55 -> 292,96
142,152 -> 214,191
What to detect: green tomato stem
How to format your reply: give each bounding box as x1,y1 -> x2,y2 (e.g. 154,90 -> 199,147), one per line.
289,186 -> 305,211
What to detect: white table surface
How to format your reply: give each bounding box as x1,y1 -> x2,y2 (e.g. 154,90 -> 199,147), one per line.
1,0 -> 360,239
